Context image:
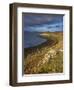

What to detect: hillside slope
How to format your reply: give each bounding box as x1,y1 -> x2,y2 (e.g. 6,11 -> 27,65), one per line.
24,32 -> 63,74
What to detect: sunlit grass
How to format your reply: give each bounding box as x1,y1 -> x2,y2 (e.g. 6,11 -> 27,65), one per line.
24,32 -> 63,74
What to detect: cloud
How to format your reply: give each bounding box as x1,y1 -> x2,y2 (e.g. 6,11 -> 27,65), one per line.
23,13 -> 63,27
24,22 -> 63,32
23,13 -> 63,32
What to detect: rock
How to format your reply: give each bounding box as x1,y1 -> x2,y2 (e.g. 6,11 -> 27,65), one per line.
48,49 -> 56,58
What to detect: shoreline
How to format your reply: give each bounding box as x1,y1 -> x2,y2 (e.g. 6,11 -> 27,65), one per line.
24,32 -> 63,74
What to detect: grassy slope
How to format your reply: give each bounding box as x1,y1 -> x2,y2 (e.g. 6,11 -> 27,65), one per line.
24,32 -> 63,74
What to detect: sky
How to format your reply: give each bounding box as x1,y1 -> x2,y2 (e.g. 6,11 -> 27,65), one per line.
23,13 -> 64,32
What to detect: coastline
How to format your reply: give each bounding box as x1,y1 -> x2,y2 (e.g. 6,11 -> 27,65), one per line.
24,32 -> 63,74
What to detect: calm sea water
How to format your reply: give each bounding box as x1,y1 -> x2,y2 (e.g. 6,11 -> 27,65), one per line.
24,31 -> 47,48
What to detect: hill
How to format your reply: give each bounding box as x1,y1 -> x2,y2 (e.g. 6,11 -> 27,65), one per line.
24,31 -> 63,74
